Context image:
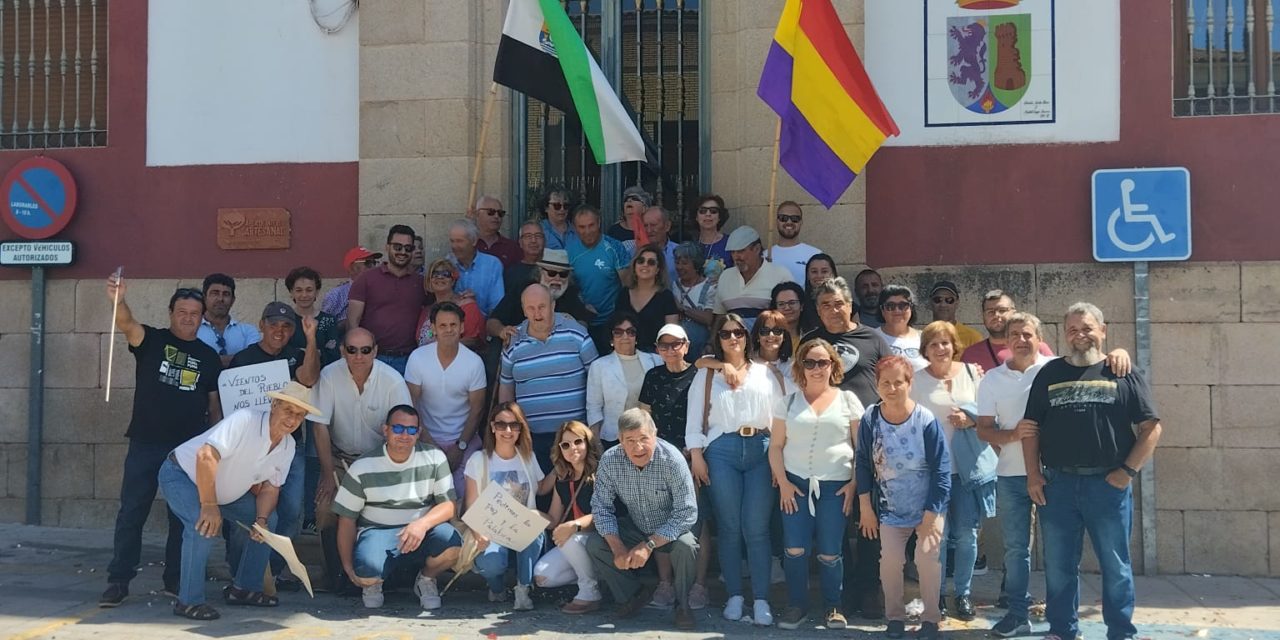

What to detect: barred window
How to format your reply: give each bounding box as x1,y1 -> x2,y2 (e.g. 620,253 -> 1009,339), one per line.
1174,0 -> 1280,116
0,0 -> 108,149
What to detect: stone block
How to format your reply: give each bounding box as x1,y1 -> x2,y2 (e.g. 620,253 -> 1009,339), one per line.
1149,263 -> 1240,323
1211,385 -> 1280,448
0,444 -> 6,496
0,333 -> 31,389
709,95 -> 742,155
1184,510 -> 1268,576
0,497 -> 21,522
6,443 -> 95,499
361,100 -> 428,159
94,443 -> 128,500
709,150 -> 739,199
0,280 -> 30,333
1219,323 -> 1280,385
1151,385 -> 1211,448
45,333 -> 101,389
1156,447 -> 1280,511
811,203 -> 866,267
225,278 -> 281,326
56,498 -> 128,530
45,388 -> 134,445
1100,322 -> 1136,367
1241,263 -> 1280,322
708,0 -> 737,35
360,0 -> 426,46
1272,512 -> 1280,577
99,333 -> 136,391
1034,263 -> 1135,324
357,215 -> 428,260
1150,322 -> 1219,386
361,43 -> 472,102
1157,510 -> 1184,574
360,156 -> 471,216
0,278 -> 72,334
75,278 -> 181,334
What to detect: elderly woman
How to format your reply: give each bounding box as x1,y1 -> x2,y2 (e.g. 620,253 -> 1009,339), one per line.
539,185 -> 577,251
615,245 -> 679,352
158,381 -> 318,620
911,321 -> 996,622
533,420 -> 603,613
417,258 -> 486,352
770,281 -> 808,344
586,312 -> 662,448
672,241 -> 716,360
801,254 -> 838,334
693,193 -> 733,280
874,284 -> 927,370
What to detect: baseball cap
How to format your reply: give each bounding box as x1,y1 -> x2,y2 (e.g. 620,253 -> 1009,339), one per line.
343,246 -> 382,270
725,226 -> 762,252
656,324 -> 689,342
929,281 -> 960,298
261,301 -> 299,326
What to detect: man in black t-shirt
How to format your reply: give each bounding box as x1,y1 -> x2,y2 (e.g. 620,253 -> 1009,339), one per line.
100,276 -> 222,608
1021,302 -> 1162,640
487,250 -> 594,345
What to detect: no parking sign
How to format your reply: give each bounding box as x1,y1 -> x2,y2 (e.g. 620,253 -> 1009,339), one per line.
1,157 -> 78,239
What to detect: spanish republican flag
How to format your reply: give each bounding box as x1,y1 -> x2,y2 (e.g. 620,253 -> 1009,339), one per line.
757,0 -> 899,208
494,0 -> 646,165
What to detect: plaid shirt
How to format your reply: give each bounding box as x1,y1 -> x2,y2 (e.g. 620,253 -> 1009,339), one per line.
591,438 -> 697,541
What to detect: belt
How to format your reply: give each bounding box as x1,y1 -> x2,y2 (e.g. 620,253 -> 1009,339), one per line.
735,425 -> 769,438
1053,465 -> 1111,476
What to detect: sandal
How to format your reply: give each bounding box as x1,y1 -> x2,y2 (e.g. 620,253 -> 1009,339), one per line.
173,602 -> 221,620
223,585 -> 279,607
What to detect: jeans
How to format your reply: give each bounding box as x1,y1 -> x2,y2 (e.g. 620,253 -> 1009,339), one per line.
997,475 -> 1034,619
107,440 -> 183,587
704,433 -> 774,600
303,423 -> 319,524
473,532 -> 546,591
1040,468 -> 1138,640
939,475 -> 995,598
158,458 -> 274,606
376,354 -> 409,375
226,445 -> 303,577
352,523 -> 462,580
780,473 -> 847,608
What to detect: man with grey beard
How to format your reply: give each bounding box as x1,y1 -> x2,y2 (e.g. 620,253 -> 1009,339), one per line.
486,249 -> 593,345
1019,302 -> 1162,640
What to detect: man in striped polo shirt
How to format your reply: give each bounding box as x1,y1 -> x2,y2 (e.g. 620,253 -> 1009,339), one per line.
332,405 -> 462,611
498,283 -> 599,472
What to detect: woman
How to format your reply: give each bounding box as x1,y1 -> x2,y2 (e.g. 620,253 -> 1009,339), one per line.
770,281 -> 808,346
695,309 -> 793,396
672,241 -> 717,360
285,266 -> 340,365
615,246 -> 679,351
539,186 -> 576,251
910,321 -> 996,622
855,357 -> 950,640
685,314 -> 782,626
586,313 -> 662,448
874,285 -> 927,370
464,403 -> 548,611
693,194 -> 733,281
769,339 -> 865,630
801,254 -> 838,334
417,258 -> 486,352
533,421 -> 602,614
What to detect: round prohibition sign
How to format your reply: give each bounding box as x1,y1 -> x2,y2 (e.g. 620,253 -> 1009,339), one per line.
0,156 -> 79,239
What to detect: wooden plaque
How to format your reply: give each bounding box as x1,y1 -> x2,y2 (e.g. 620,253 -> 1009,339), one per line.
217,208 -> 291,250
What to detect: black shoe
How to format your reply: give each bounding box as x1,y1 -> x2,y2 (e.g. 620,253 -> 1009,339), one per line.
916,621 -> 940,639
860,590 -> 885,620
99,583 -> 128,608
938,596 -> 948,619
972,554 -> 988,576
274,575 -> 302,592
954,594 -> 976,621
991,613 -> 1032,637
886,619 -> 906,639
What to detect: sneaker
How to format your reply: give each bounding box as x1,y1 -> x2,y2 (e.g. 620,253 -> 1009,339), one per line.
777,605 -> 806,630
990,613 -> 1032,637
753,599 -> 773,626
860,590 -> 885,619
953,594 -> 976,621
688,583 -> 710,610
972,554 -> 988,576
916,620 -> 940,639
825,607 -> 847,629
99,583 -> 128,608
488,588 -> 509,602
647,581 -> 675,609
300,520 -> 319,536
414,574 -> 441,610
361,583 -> 384,609
723,595 -> 745,621
513,584 -> 534,611
886,619 -> 906,639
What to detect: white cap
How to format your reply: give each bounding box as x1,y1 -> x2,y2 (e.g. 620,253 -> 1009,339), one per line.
656,323 -> 689,342
725,225 -> 761,251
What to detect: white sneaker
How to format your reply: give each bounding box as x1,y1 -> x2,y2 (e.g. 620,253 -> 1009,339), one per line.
414,574 -> 441,610
361,582 -> 384,609
488,588 -> 508,602
723,595 -> 745,621
513,584 -> 534,611
753,599 -> 774,626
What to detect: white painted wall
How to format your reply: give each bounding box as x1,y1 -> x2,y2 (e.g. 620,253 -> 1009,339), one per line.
865,0 -> 1120,147
146,0 -> 358,166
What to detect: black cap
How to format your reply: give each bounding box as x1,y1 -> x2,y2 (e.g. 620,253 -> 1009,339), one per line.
929,281 -> 959,298
261,301 -> 298,325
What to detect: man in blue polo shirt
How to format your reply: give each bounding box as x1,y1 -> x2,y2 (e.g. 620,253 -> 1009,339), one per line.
196,273 -> 260,366
566,204 -> 628,354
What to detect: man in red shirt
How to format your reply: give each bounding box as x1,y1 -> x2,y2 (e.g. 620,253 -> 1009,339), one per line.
472,195 -> 523,268
348,225 -> 427,374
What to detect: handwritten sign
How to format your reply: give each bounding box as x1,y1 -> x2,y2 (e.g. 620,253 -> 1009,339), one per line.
462,481 -> 549,550
218,360 -> 291,419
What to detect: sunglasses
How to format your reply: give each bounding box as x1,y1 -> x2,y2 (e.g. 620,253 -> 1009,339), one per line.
802,358 -> 833,370
390,424 -> 420,435
430,269 -> 455,280
389,242 -> 414,252
174,287 -> 205,300
612,326 -> 638,337
547,202 -> 567,210
656,339 -> 687,351
543,268 -> 571,279
559,437 -> 585,450
718,328 -> 747,340
932,296 -> 956,305
634,257 -> 658,267
776,214 -> 801,223
492,420 -> 522,432
478,208 -> 507,218
344,345 -> 375,355
215,333 -> 228,356
760,327 -> 787,337
881,302 -> 912,312
697,206 -> 721,214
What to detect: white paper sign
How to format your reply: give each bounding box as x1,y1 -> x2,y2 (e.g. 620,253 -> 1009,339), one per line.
218,360 -> 291,419
462,482 -> 549,551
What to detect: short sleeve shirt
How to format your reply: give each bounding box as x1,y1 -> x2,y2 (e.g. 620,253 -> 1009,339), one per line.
330,443 -> 456,529
1023,359 -> 1159,469
567,235 -> 629,326
312,359 -> 413,457
801,324 -> 890,408
500,316 -> 599,433
349,265 -> 428,354
172,409 -> 295,504
975,354 -> 1052,476
404,343 -> 488,444
127,326 -> 222,446
615,288 -> 678,351
464,451 -> 545,510
639,365 -> 699,449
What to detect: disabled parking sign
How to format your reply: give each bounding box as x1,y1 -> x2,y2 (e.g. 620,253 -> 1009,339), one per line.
1,157 -> 79,239
1091,167 -> 1191,262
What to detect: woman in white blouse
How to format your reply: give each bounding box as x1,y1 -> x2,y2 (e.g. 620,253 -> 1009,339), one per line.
686,313 -> 784,626
585,312 -> 661,448
768,338 -> 865,630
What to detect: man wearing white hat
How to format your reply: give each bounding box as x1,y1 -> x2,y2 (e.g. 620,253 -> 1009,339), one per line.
713,226 -> 795,330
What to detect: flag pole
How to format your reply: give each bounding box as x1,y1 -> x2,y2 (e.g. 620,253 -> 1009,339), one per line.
467,82 -> 500,212
766,117 -> 782,250
105,267 -> 123,402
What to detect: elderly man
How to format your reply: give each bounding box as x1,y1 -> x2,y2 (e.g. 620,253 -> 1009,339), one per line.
852,269 -> 884,329
566,204 -> 629,352
447,217 -> 506,317
926,281 -> 984,358
623,206 -> 678,267
505,220 -> 547,295
499,283 -> 598,471
1021,303 -> 1162,640
158,381 -> 317,620
472,195 -> 523,268
587,408 -> 699,630
713,226 -> 794,330
767,201 -> 822,284
332,405 -> 462,611
197,273 -> 260,366
487,249 -> 593,344
349,225 -> 428,374
322,246 -> 382,328
100,276 -> 222,608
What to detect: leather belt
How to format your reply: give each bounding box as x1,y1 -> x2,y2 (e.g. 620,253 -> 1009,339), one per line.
736,425 -> 769,438
1053,465 -> 1111,476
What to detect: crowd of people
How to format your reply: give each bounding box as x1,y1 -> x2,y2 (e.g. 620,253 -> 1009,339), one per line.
97,189 -> 1163,640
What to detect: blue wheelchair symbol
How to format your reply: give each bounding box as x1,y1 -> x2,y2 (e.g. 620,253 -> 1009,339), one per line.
1092,168 -> 1191,262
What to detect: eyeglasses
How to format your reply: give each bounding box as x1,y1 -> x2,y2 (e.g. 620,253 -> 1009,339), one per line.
492,420 -> 522,432
634,257 -> 658,267
174,287 -> 205,301
543,268 -> 570,279
775,299 -> 801,309
932,296 -> 956,305
802,358 -> 833,370
389,242 -> 413,253
718,328 -> 747,340
760,327 -> 788,337
547,202 -> 566,210
624,195 -> 644,203
559,437 -> 585,450
430,270 -> 454,279
611,327 -> 638,337
697,206 -> 721,214
520,232 -> 545,241
881,302 -> 912,312
656,339 -> 687,351
776,214 -> 801,223
390,424 -> 420,435
983,306 -> 1015,316
477,208 -> 507,218
344,345 -> 375,355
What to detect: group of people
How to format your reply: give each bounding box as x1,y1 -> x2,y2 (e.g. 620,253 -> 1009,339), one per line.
97,191 -> 1163,640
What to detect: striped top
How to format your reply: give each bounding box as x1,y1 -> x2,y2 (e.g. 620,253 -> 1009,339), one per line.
500,314 -> 599,434
330,443 -> 456,529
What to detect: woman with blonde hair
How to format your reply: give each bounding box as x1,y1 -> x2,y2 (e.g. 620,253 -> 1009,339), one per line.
417,258 -> 486,351
533,420 -> 604,613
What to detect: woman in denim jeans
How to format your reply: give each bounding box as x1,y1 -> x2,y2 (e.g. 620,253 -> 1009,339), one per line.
768,338 -> 865,630
685,313 -> 783,626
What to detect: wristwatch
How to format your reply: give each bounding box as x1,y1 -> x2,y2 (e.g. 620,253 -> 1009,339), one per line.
1119,463 -> 1139,478
644,538 -> 657,551
457,438 -> 469,451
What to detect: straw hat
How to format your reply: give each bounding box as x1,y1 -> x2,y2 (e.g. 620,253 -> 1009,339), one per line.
265,381 -> 321,416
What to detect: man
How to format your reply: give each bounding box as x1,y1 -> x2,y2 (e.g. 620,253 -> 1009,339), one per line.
472,195 -> 523,268
767,201 -> 821,284
566,204 -> 629,351
332,405 -> 463,611
586,408 -> 699,630
1021,303 -> 1162,640
926,281 -> 984,358
504,220 -> 546,295
713,226 -> 794,330
498,283 -> 598,471
405,302 -> 487,500
322,246 -> 382,328
852,269 -> 884,328
623,206 -> 678,270
196,273 -> 260,366
800,276 -> 891,618
447,218 -> 506,317
100,276 -> 222,607
349,225 -> 428,374
608,185 -> 651,242
487,249 -> 594,344
975,312 -> 1052,638
961,290 -> 1055,371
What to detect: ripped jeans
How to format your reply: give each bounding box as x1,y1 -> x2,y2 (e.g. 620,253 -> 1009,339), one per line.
780,472 -> 849,608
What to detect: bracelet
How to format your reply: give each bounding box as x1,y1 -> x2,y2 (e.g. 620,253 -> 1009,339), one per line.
1119,463 -> 1139,478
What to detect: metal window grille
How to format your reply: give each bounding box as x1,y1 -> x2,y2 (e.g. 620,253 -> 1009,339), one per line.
1174,0 -> 1280,116
0,0 -> 107,150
